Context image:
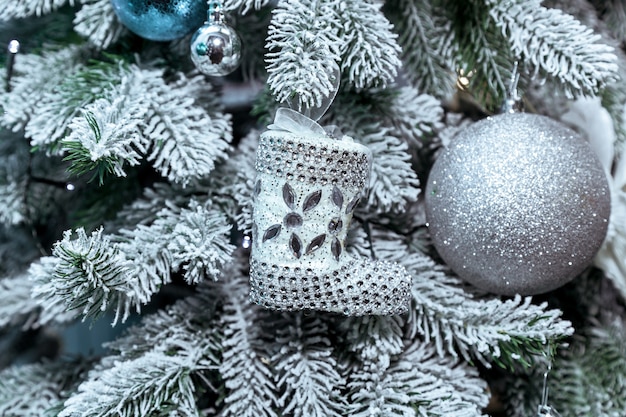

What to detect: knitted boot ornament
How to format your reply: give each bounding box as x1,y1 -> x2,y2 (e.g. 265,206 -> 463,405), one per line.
249,108 -> 411,316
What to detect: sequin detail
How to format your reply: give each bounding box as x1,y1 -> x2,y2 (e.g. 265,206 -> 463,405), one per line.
249,258 -> 411,316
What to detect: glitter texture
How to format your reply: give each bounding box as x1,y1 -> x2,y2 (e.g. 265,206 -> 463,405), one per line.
111,0 -> 206,41
425,113 -> 611,295
250,129 -> 411,315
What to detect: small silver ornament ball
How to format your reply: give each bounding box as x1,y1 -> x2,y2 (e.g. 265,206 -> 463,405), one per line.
425,113 -> 611,295
190,22 -> 242,77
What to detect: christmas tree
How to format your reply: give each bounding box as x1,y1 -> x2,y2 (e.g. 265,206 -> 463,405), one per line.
1,0 -> 625,416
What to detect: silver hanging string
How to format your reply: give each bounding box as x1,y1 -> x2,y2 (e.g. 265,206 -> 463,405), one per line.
537,352 -> 562,417
5,39 -> 20,92
500,61 -> 523,114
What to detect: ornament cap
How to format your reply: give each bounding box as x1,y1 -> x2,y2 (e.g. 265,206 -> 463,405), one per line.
207,0 -> 224,24
500,61 -> 523,114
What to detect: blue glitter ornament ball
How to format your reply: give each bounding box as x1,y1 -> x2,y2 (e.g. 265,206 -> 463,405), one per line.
111,0 -> 206,41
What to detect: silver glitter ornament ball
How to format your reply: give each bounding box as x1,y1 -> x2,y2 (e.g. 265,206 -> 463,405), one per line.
190,22 -> 241,77
425,113 -> 611,295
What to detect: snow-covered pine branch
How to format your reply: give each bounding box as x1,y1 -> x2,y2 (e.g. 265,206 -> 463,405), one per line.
144,73 -> 233,185
60,335 -> 219,417
388,0 -> 458,99
271,313 -> 346,417
329,91 -> 420,213
368,225 -> 574,369
105,282 -> 219,360
0,45 -> 87,143
0,359 -> 89,417
0,129 -> 31,225
446,0 -> 514,107
504,319 -> 626,417
206,130 -> 258,234
0,275 -> 39,328
63,96 -> 147,183
29,256 -> 79,325
50,60 -> 232,184
219,268 -> 279,417
0,181 -> 27,225
341,315 -> 408,416
490,0 -> 618,98
74,0 -> 127,49
33,228 -> 135,323
346,86 -> 444,149
0,0 -> 73,20
224,0 -> 271,15
266,0 -> 341,111
166,201 -> 235,284
59,283 -> 221,417
334,0 -> 401,89
398,341 -> 488,417
32,201 -> 234,324
117,200 -> 234,290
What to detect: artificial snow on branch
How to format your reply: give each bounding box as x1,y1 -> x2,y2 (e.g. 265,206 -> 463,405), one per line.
166,201 -> 235,285
144,74 -> 233,185
0,0 -> 73,20
329,91 -> 420,213
58,281 -> 222,416
63,97 -> 147,183
368,225 -> 574,369
0,45 -> 87,141
342,315 -> 408,416
0,275 -> 39,328
206,130 -> 259,234
334,0 -> 401,89
388,0 -> 458,99
74,0 -> 127,49
0,359 -> 89,416
505,319 -> 626,416
271,313 -> 346,417
266,0 -> 341,111
490,0 -> 618,98
0,182 -> 27,225
218,268 -> 279,417
224,0 -> 271,15
33,228 -> 135,323
398,341 -> 488,417
60,339 -> 218,417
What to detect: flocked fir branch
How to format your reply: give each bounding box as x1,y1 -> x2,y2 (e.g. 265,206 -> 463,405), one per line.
271,313 -> 346,417
366,224 -> 574,370
334,0 -> 401,89
266,0 -> 342,111
489,0 -> 618,98
31,200 -> 235,324
63,98 -> 147,183
58,281 -> 221,417
218,265 -> 278,417
61,333 -> 220,417
1,45 -> 87,142
504,319 -> 626,417
392,340 -> 489,417
35,227 -> 134,323
0,0 -> 73,20
0,359 -> 90,417
0,274 -> 40,329
73,0 -> 127,49
328,89 -> 422,213
387,0 -> 458,100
